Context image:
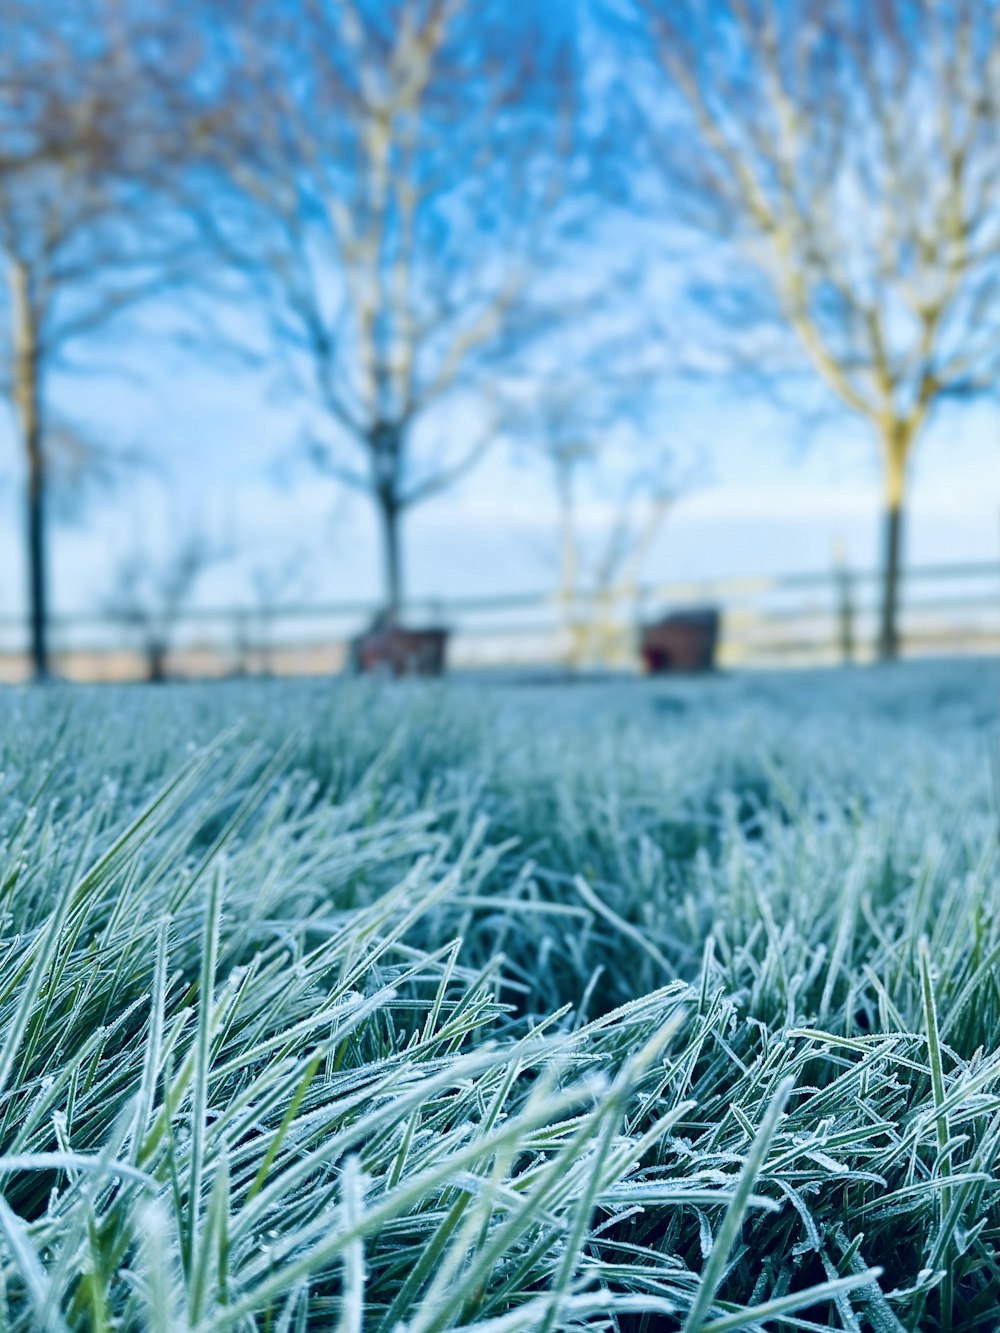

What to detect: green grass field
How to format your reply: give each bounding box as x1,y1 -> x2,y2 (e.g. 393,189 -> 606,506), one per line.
0,660 -> 997,1331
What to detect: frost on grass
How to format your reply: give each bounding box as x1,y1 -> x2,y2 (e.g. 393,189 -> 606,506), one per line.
0,661 -> 996,1331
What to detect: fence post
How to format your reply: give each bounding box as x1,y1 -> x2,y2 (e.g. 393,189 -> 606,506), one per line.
832,541 -> 856,664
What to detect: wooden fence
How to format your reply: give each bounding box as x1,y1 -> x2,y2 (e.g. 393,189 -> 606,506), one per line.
0,559 -> 996,682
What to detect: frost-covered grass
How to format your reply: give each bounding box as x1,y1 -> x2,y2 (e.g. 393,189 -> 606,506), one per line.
0,659 -> 997,1331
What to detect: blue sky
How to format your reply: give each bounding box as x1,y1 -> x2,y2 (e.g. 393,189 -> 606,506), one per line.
1,1 -> 996,630
0,308 -> 995,621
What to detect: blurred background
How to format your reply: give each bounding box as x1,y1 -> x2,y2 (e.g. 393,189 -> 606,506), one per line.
0,0 -> 997,683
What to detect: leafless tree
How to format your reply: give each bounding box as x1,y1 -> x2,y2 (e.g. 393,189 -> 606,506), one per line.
505,364 -> 681,668
248,548 -> 314,675
632,0 -> 1000,658
0,0 -> 210,679
553,446 -> 673,668
200,0 -> 574,623
105,529 -> 229,682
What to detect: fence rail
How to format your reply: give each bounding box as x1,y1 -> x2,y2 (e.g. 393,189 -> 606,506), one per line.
0,559 -> 996,681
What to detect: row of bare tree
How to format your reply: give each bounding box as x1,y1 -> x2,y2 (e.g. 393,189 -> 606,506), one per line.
1,0 -> 997,678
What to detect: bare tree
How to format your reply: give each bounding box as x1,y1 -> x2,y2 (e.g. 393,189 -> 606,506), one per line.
249,548 -> 314,675
552,444 -> 673,669
632,0 -> 1000,658
105,529 -> 229,682
201,0 -> 573,622
505,365 -> 680,668
0,0 -> 208,678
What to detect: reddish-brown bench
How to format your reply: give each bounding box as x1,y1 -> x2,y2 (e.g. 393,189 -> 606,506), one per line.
350,625 -> 448,677
640,608 -> 719,673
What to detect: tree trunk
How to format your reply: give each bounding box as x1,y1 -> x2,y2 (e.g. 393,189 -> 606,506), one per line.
878,501 -> 903,661
877,425 -> 910,663
26,447 -> 48,681
376,488 -> 403,624
11,261 -> 49,681
146,638 -> 168,683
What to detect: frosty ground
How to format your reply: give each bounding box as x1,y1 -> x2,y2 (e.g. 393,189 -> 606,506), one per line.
0,658 -> 996,1331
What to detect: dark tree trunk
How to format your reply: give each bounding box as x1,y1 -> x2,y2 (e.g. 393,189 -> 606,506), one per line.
11,262 -> 49,681
369,421 -> 405,624
877,426 -> 911,663
146,639 -> 168,683
377,489 -> 403,624
877,498 -> 903,662
26,443 -> 49,681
